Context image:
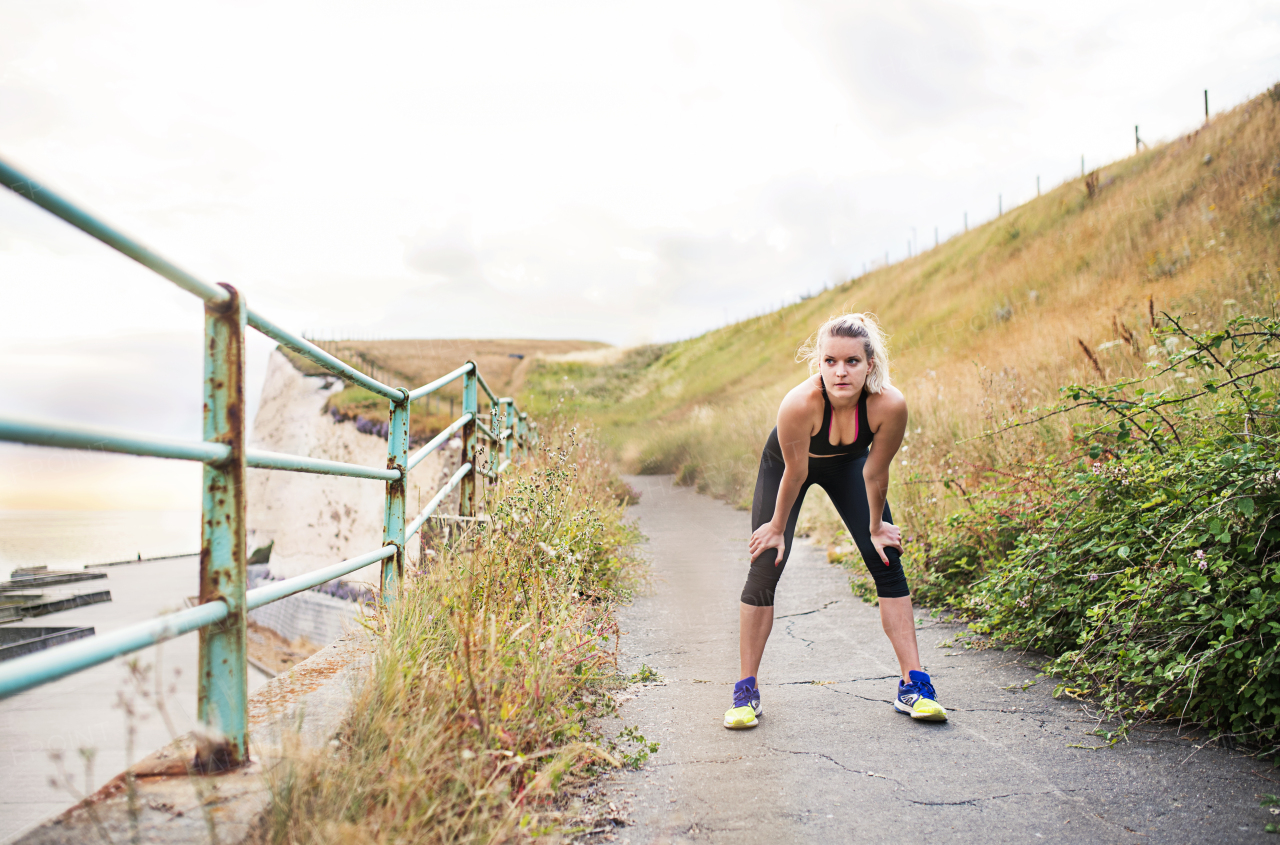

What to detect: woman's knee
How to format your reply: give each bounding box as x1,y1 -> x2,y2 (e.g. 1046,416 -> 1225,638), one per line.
851,541 -> 909,598
741,553 -> 783,606
853,537 -> 894,570
871,563 -> 910,599
740,576 -> 778,606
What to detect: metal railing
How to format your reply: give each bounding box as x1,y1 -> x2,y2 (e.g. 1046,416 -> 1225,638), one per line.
0,157 -> 537,768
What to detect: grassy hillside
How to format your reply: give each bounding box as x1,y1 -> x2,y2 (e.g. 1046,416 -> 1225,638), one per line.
521,84 -> 1280,752
522,85 -> 1280,524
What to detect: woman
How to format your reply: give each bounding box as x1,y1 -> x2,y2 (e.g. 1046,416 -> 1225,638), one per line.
724,312 -> 946,729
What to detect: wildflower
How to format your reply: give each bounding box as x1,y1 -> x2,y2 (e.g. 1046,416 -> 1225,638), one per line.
1088,573 -> 1099,581
1194,549 -> 1205,560
1199,560 -> 1208,572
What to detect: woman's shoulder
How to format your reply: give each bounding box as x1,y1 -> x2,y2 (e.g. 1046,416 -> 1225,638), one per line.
779,375 -> 825,418
866,383 -> 907,422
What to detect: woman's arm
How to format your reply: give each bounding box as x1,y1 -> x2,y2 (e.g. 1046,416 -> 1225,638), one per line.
863,389 -> 908,564
748,391 -> 813,565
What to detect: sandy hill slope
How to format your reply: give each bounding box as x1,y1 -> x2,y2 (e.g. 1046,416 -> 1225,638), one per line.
521,85 -> 1280,507
295,338 -> 609,399
277,337 -> 608,445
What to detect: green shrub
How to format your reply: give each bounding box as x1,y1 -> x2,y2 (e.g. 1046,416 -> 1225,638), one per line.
922,314 -> 1280,752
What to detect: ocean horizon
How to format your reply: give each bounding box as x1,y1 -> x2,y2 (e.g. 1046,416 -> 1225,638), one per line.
0,509 -> 202,582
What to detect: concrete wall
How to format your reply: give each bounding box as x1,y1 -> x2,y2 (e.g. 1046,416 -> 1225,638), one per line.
247,589 -> 363,646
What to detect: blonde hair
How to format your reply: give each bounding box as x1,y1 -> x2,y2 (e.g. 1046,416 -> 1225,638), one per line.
797,312 -> 892,393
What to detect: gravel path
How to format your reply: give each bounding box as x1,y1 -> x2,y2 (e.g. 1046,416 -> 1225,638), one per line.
590,475 -> 1276,844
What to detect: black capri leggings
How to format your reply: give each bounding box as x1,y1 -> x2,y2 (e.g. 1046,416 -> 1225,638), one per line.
741,439 -> 910,605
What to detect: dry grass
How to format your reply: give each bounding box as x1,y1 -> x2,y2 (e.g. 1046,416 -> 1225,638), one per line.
266,419 -> 645,844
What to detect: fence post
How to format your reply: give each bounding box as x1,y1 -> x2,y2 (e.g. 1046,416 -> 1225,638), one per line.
382,388 -> 410,602
459,364 -> 478,518
197,282 -> 248,769
500,398 -> 513,466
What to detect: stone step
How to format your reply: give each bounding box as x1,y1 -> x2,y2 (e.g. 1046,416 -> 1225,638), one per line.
0,626 -> 96,662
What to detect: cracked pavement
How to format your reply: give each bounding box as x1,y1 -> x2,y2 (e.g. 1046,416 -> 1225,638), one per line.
588,476 -> 1276,844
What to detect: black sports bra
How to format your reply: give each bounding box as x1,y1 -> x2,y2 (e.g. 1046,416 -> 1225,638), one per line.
808,384 -> 874,458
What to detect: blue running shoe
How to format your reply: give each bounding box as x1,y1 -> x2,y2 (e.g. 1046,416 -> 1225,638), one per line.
895,670 -> 947,721
723,676 -> 762,729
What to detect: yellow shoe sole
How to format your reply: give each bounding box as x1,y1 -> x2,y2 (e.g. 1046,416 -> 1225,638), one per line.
723,705 -> 759,729
895,699 -> 948,721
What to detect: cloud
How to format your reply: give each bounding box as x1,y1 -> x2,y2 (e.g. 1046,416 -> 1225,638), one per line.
1,0 -> 1278,508
794,0 -> 999,130
0,333 -> 211,511
0,331 -> 275,437
404,217 -> 488,285
386,174 -> 874,343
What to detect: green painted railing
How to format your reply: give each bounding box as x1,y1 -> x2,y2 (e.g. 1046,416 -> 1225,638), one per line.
0,157 -> 537,768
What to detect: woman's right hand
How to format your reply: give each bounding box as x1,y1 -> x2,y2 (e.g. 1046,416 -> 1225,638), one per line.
749,522 -> 787,566
869,521 -> 902,565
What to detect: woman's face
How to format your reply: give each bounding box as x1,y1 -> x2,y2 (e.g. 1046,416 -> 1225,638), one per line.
819,335 -> 872,399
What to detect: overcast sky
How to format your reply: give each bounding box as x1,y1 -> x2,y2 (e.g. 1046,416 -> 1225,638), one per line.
2,0 -> 1278,508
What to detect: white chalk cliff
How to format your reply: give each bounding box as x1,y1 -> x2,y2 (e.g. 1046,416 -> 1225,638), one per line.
246,349 -> 462,586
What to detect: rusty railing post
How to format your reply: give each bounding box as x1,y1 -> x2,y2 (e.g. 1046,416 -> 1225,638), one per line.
500,397 -> 513,466
382,388 -> 410,602
459,364 -> 478,518
197,282 -> 248,769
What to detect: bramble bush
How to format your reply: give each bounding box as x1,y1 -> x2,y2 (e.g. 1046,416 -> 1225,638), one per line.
918,314 -> 1280,753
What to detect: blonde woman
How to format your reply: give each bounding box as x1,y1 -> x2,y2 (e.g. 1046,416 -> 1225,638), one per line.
724,313 -> 946,729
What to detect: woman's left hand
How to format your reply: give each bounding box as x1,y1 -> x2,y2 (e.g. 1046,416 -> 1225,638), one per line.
869,522 -> 902,565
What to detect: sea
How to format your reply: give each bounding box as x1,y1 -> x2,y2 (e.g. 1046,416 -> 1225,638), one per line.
0,509 -> 202,582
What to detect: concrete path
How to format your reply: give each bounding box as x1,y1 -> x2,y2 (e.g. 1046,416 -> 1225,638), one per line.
595,476 -> 1276,844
